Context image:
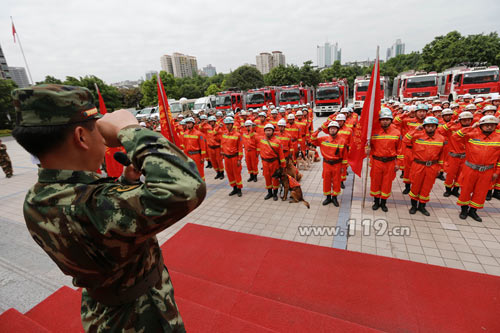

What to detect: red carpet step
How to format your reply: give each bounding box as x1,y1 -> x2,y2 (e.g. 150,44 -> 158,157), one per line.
25,286 -> 83,333
0,308 -> 49,333
161,223 -> 500,332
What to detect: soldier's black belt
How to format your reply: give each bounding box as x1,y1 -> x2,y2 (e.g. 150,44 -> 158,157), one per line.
86,259 -> 163,306
187,150 -> 201,155
323,158 -> 343,165
208,145 -> 220,149
223,153 -> 238,158
372,155 -> 397,162
406,145 -> 413,149
449,152 -> 465,159
414,159 -> 438,166
262,157 -> 278,163
465,161 -> 494,172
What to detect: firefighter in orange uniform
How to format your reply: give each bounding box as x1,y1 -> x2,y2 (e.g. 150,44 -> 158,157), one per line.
269,109 -> 280,127
311,121 -> 347,207
206,116 -> 225,180
182,117 -> 207,181
221,117 -> 243,197
453,115 -> 500,222
254,112 -> 268,136
276,118 -> 293,160
366,108 -> 401,212
295,110 -> 309,157
403,117 -> 446,216
285,113 -> 301,163
242,120 -> 259,182
258,124 -> 286,201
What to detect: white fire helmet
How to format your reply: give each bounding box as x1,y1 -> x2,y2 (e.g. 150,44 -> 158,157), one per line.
474,97 -> 484,104
264,123 -> 275,130
262,106 -> 268,111
278,119 -> 287,126
465,104 -> 476,111
328,121 -> 340,128
340,107 -> 349,113
479,115 -> 499,125
296,110 -> 303,116
244,120 -> 254,127
336,113 -> 346,121
379,108 -> 393,119
482,105 -> 497,113
441,108 -> 454,116
463,93 -> 472,99
458,111 -> 473,119
432,106 -> 442,112
287,114 -> 295,120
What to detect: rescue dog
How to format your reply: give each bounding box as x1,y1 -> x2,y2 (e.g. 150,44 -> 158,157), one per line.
296,151 -> 310,170
286,157 -> 302,181
272,167 -> 310,208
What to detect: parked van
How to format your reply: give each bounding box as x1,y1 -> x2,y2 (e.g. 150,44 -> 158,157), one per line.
192,96 -> 216,113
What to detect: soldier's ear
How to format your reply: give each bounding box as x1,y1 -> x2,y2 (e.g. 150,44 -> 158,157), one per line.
73,126 -> 91,151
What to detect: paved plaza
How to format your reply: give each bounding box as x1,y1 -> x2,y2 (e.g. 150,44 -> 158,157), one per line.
1,117 -> 500,313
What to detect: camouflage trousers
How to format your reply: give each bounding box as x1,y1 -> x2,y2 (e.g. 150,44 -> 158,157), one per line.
0,152 -> 13,177
81,267 -> 185,333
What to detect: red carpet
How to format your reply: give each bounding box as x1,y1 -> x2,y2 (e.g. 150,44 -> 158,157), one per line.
2,222 -> 499,332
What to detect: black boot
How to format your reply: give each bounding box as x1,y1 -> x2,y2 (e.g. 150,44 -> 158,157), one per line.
322,195 -> 332,206
409,199 -> 418,214
253,175 -> 258,182
437,171 -> 445,181
273,189 -> 278,201
486,190 -> 492,201
264,189 -> 273,200
493,189 -> 500,200
331,196 -> 339,207
418,202 -> 430,216
247,175 -> 253,182
443,186 -> 452,197
402,183 -> 411,195
380,199 -> 388,212
206,160 -> 212,168
341,182 -> 345,189
400,170 -> 404,179
372,197 -> 380,211
237,187 -> 242,197
459,206 -> 468,220
214,172 -> 220,180
219,172 -> 224,180
229,186 -> 238,196
451,187 -> 460,197
468,207 -> 482,222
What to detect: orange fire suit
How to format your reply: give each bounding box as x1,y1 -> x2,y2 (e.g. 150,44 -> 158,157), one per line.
311,131 -> 348,197
440,123 -> 467,189
399,115 -> 424,184
403,129 -> 446,203
254,118 -> 267,136
276,130 -> 293,160
295,118 -> 309,156
285,122 -> 302,162
206,126 -> 224,173
242,129 -> 259,176
369,125 -> 401,199
183,128 -> 207,180
258,137 -> 286,190
454,127 -> 500,209
221,128 -> 243,189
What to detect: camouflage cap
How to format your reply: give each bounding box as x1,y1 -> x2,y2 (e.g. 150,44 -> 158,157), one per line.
12,84 -> 101,127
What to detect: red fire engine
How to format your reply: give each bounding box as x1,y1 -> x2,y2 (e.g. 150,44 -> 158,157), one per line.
393,71 -> 438,102
215,90 -> 245,112
438,65 -> 499,101
353,75 -> 388,113
313,79 -> 348,117
276,85 -> 312,107
245,87 -> 277,109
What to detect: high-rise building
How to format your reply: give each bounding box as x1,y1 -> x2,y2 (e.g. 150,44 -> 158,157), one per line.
386,39 -> 405,61
8,67 -> 30,88
272,51 -> 286,68
317,42 -> 341,68
256,52 -> 273,74
0,43 -> 11,80
145,70 -> 158,81
202,64 -> 217,77
160,55 -> 174,75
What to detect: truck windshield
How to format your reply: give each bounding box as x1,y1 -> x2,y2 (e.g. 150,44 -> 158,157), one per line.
280,89 -> 300,102
356,82 -> 384,92
407,76 -> 437,88
463,70 -> 499,85
216,95 -> 231,107
246,93 -> 265,104
170,103 -> 182,113
316,87 -> 340,100
194,103 -> 206,110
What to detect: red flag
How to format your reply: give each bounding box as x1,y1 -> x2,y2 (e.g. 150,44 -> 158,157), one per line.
95,83 -> 107,114
348,51 -> 381,177
12,22 -> 16,43
157,75 -> 180,146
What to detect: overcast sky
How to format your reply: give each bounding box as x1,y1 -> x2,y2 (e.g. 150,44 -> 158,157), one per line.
1,0 -> 499,84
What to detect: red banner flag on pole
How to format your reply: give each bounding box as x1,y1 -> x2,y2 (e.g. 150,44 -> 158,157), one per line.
12,22 -> 16,43
157,74 -> 180,147
348,47 -> 381,177
94,83 -> 107,114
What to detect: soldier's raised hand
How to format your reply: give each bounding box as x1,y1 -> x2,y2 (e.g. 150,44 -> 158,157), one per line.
97,110 -> 139,147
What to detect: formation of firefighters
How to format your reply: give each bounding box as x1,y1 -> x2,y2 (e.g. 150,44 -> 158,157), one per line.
168,94 -> 500,223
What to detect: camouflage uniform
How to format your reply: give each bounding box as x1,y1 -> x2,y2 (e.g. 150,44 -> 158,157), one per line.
12,85 -> 206,332
0,141 -> 13,177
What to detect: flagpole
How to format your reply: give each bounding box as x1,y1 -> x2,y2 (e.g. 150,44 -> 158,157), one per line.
11,17 -> 34,85
362,46 -> 380,208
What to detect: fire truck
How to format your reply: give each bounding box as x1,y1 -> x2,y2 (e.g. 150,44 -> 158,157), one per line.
353,75 -> 389,113
245,87 -> 277,109
276,85 -> 312,107
393,71 -> 439,102
438,65 -> 500,101
215,90 -> 245,112
313,79 -> 348,117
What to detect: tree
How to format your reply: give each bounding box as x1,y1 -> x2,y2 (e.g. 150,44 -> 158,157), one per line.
225,65 -> 264,90
179,84 -> 202,99
299,61 -> 322,87
119,87 -> 143,108
205,83 -> 221,96
36,75 -> 62,85
264,65 -> 301,86
0,79 -> 18,129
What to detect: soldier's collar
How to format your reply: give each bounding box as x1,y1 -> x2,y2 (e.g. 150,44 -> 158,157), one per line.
38,168 -> 102,184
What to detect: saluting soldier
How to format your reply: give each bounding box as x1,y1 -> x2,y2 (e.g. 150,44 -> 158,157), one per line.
11,84 -> 206,332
